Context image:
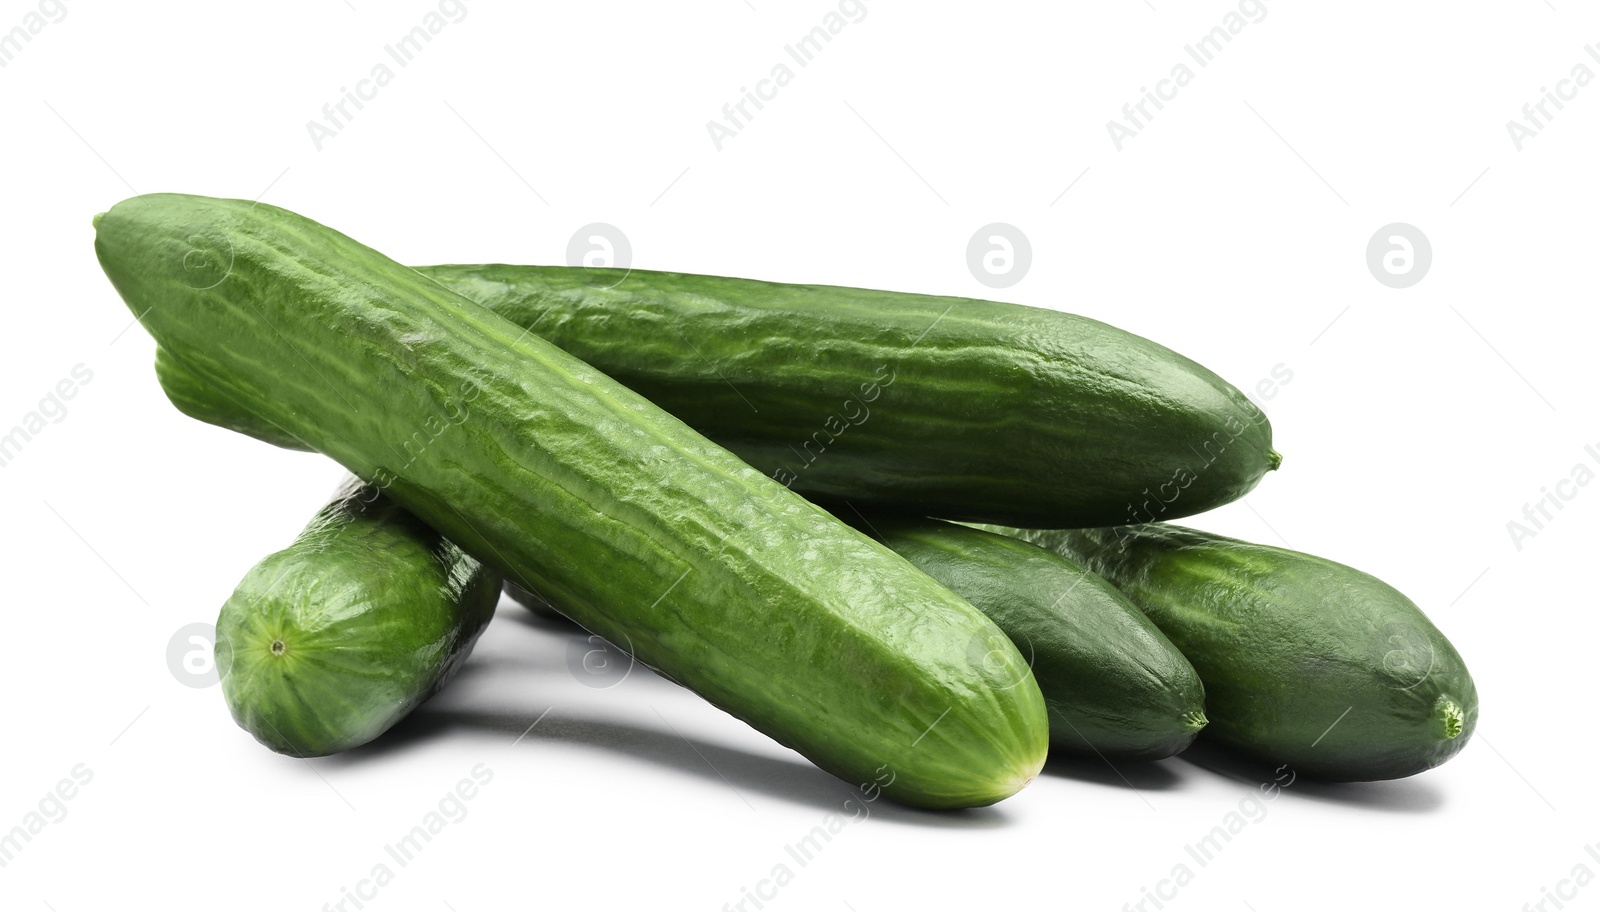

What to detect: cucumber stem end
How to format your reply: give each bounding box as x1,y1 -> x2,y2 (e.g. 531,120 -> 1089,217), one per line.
1441,700 -> 1464,739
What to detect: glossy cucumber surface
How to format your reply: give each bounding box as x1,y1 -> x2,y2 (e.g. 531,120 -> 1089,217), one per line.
159,262 -> 1280,528
855,516 -> 1207,761
216,477 -> 500,756
98,194 -> 1047,808
994,523 -> 1478,780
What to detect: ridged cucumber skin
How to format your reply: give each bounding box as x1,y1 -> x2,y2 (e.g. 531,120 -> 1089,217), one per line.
156,345 -> 306,450
851,517 -> 1208,761
216,477 -> 500,757
992,524 -> 1478,781
97,194 -> 1047,809
156,262 -> 1280,528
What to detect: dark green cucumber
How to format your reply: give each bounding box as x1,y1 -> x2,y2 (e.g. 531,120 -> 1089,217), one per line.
848,515 -> 1207,761
217,477 -> 500,756
991,523 -> 1477,780
97,194 -> 1046,809
158,262 -> 1280,528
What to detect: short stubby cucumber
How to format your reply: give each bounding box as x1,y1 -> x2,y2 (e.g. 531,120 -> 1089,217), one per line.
992,523 -> 1478,781
217,477 -> 500,756
158,262 -> 1280,528
849,516 -> 1207,761
97,193 -> 1047,808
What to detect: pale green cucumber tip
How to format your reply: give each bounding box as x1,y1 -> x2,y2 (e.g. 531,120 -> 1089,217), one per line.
1183,709 -> 1209,732
1441,700 -> 1465,739
1004,759 -> 1045,801
92,211 -> 105,230
1268,449 -> 1283,471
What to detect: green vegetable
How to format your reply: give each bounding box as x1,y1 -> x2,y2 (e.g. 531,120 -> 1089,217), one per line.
159,262 -> 1280,528
216,477 -> 500,756
157,345 -> 305,450
97,193 -> 1047,808
848,515 -> 1208,761
990,523 -> 1478,780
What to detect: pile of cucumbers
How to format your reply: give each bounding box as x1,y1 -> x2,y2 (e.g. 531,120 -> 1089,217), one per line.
95,193 -> 1476,809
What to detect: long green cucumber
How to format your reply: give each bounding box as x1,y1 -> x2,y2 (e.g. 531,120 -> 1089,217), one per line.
97,193 -> 1047,808
216,477 -> 500,756
156,262 -> 1280,528
990,523 -> 1478,780
847,515 -> 1208,761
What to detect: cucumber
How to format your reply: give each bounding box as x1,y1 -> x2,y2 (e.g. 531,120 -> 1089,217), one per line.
847,515 -> 1207,761
990,523 -> 1478,780
97,193 -> 1047,808
216,477 -> 500,756
156,345 -> 305,450
157,262 -> 1280,528
164,338 -> 571,630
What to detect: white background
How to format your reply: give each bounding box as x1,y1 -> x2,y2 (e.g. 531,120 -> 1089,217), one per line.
2,2 -> 1596,910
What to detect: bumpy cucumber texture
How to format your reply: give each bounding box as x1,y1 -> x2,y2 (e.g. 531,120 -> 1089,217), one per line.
98,194 -> 1047,808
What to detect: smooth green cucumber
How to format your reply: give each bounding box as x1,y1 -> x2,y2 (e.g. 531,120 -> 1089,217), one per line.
847,515 -> 1207,761
991,523 -> 1478,780
216,477 -> 500,756
97,194 -> 1047,808
157,262 -> 1280,528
